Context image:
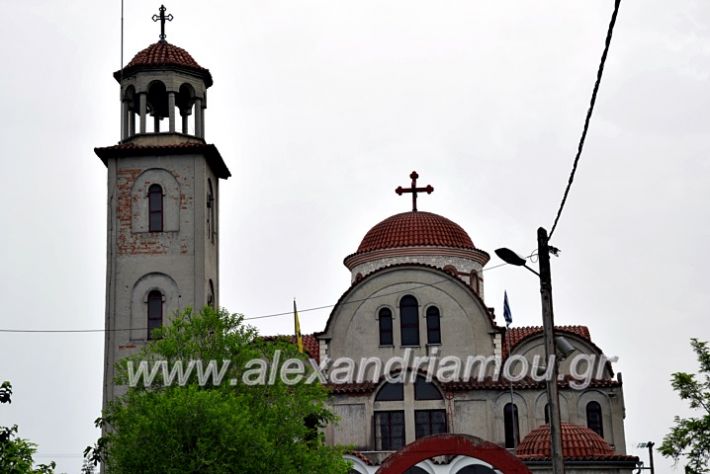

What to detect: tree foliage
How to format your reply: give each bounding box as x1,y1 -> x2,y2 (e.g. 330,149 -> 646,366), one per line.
86,306 -> 350,474
660,338 -> 710,473
0,381 -> 56,474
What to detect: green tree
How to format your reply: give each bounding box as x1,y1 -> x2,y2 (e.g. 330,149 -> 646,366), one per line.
86,307 -> 350,474
0,381 -> 56,474
660,338 -> 710,473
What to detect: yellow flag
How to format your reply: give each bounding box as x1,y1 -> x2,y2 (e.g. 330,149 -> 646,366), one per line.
293,299 -> 303,353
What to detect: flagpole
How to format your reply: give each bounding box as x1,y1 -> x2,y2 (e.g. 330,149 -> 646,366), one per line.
504,291 -> 517,447
506,321 -> 516,447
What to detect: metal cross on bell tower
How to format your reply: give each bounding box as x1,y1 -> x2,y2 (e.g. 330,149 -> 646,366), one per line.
152,5 -> 174,42
395,171 -> 434,212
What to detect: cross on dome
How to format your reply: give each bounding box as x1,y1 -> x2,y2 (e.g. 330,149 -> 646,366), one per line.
395,171 -> 434,212
152,5 -> 174,42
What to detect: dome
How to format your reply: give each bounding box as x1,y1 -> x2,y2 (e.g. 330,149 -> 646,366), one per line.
114,41 -> 213,86
517,423 -> 615,459
355,211 -> 476,254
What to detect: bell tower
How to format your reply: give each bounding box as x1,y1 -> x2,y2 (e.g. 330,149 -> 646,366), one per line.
95,7 -> 230,404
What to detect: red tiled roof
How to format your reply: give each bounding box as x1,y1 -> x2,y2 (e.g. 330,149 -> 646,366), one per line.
442,376 -> 620,392
261,334 -> 320,363
503,325 -> 591,358
353,211 -> 476,255
127,41 -> 203,69
345,451 -> 375,466
327,381 -> 377,395
94,142 -> 230,179
114,41 -> 213,86
518,423 -> 627,460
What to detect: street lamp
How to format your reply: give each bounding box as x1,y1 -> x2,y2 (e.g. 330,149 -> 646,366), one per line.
636,442 -> 655,474
496,227 -> 565,474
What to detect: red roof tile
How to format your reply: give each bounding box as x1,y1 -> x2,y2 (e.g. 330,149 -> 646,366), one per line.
502,325 -> 591,358
442,376 -> 620,392
353,211 -> 476,255
260,334 -> 320,363
126,41 -> 203,69
518,423 -> 637,462
114,41 -> 213,86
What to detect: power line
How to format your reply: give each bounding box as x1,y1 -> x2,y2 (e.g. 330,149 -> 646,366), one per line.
548,0 -> 622,240
0,259 -> 518,334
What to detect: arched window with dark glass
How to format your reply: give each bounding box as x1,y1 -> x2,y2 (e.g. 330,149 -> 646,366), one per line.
414,376 -> 442,401
426,306 -> 441,344
379,308 -> 393,346
586,401 -> 604,437
147,290 -> 163,339
375,381 -> 404,402
400,295 -> 419,346
148,184 -> 163,232
504,403 -> 520,448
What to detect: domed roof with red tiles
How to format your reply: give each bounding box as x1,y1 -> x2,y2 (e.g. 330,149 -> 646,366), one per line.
517,423 -> 615,459
126,41 -> 204,70
115,41 -> 213,86
355,211 -> 475,254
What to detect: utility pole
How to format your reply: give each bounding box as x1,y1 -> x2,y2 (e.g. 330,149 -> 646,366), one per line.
538,227 -> 565,474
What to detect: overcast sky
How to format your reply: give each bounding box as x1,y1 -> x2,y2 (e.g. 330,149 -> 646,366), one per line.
1,1 -> 708,472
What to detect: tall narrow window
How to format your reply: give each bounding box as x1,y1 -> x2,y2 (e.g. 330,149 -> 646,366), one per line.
426,306 -> 441,344
147,290 -> 163,339
415,409 -> 447,439
504,403 -> 520,448
207,279 -> 215,308
148,184 -> 163,232
586,401 -> 604,437
400,295 -> 419,346
207,179 -> 215,244
544,403 -> 550,424
374,411 -> 405,450
379,308 -> 393,346
470,271 -> 480,294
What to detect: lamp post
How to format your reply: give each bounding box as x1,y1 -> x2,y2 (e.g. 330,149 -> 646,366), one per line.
636,442 -> 655,474
496,227 -> 565,474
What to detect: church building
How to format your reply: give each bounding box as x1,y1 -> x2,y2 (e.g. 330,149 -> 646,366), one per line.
95,11 -> 638,474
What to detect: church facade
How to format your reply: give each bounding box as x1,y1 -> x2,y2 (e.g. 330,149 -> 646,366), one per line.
310,187 -> 639,473
96,14 -> 638,474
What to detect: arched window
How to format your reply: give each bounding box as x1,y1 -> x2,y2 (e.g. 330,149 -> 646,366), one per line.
426,306 -> 441,344
470,271 -> 480,294
379,308 -> 393,346
400,295 -> 419,346
207,279 -> 215,308
207,179 -> 215,244
586,401 -> 604,437
504,403 -> 520,448
147,290 -> 163,339
414,376 -> 442,401
148,184 -> 163,232
375,381 -> 404,401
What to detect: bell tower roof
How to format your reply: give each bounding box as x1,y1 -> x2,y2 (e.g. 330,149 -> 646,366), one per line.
113,41 -> 213,87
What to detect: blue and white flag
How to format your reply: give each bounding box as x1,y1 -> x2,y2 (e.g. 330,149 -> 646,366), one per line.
503,291 -> 513,326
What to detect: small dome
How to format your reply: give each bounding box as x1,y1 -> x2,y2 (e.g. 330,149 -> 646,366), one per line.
126,41 -> 203,69
517,423 -> 615,459
115,41 -> 213,86
355,211 -> 476,254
